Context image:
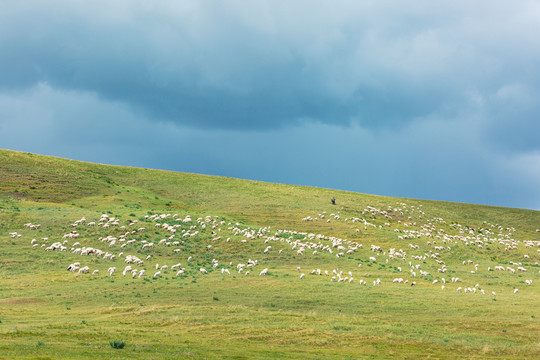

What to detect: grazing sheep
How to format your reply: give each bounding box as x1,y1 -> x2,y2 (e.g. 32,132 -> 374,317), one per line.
67,263 -> 80,272
123,266 -> 132,277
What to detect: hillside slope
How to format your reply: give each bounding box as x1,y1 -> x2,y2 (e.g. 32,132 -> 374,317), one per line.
0,149 -> 539,359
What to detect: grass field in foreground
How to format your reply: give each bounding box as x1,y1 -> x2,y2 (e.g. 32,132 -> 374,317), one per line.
0,149 -> 539,359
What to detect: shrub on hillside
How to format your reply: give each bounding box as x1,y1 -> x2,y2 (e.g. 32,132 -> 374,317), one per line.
109,340 -> 125,349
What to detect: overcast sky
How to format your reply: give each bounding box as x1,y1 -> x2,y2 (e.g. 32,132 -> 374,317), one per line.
1,1 -> 539,210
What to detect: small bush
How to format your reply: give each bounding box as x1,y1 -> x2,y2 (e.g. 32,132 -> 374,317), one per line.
109,340 -> 126,349
37,341 -> 45,346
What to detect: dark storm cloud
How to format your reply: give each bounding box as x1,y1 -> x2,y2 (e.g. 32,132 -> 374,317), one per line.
4,1 -> 539,133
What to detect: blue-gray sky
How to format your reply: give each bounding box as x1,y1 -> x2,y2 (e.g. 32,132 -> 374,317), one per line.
1,1 -> 539,209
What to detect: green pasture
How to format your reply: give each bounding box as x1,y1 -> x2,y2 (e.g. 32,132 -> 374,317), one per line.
0,149 -> 539,359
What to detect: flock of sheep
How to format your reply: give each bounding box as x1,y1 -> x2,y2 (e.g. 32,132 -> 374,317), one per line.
11,202 -> 540,298
299,203 -> 538,296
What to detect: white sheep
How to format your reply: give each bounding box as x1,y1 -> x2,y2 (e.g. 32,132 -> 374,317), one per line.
123,266 -> 132,276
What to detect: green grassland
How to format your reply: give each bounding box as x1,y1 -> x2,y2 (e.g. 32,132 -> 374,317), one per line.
0,149 -> 539,359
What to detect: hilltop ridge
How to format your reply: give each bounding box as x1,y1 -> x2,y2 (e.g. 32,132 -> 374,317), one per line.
1,149 -> 537,231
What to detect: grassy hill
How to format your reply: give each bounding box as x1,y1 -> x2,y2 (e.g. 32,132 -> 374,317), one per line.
0,149 -> 539,359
